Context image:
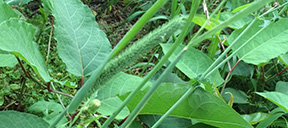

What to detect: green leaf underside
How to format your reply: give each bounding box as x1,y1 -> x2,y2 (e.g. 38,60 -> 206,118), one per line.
0,50 -> 17,67
160,43 -> 224,86
256,92 -> 288,113
97,96 -> 130,119
52,0 -> 112,76
0,19 -> 50,82
120,83 -> 252,128
0,111 -> 49,128
228,18 -> 288,65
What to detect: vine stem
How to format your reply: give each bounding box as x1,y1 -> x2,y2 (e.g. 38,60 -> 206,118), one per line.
16,56 -> 73,98
220,59 -> 241,95
277,67 -> 288,75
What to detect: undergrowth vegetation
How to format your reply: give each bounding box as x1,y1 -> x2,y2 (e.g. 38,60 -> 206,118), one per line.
1,0 -> 288,128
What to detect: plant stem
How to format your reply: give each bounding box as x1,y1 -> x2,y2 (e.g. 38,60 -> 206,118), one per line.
120,48 -> 188,128
149,1 -> 227,126
220,59 -> 241,95
200,18 -> 257,80
111,0 -> 169,59
203,20 -> 271,80
101,1 -> 201,127
152,85 -> 196,128
46,16 -> 54,65
277,67 -> 288,75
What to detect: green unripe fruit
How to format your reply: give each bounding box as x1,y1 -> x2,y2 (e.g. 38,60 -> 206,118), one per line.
83,99 -> 101,114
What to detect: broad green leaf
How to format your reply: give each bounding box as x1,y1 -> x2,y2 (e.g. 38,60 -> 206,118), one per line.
97,96 -> 130,119
52,0 -> 112,76
160,43 -> 224,86
0,19 -> 50,82
228,18 -> 288,65
96,72 -> 152,100
95,72 -> 153,119
3,0 -> 31,5
0,111 -> 49,127
256,92 -> 288,113
139,115 -> 192,128
28,100 -> 67,126
219,12 -> 253,29
256,108 -> 286,128
222,88 -> 248,104
241,112 -> 270,125
278,54 -> 288,67
0,50 -> 17,67
0,0 -> 18,22
191,15 -> 220,34
120,83 -> 252,128
224,59 -> 253,77
275,81 -> 288,95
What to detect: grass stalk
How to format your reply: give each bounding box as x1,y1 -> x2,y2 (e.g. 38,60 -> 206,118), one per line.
120,47 -> 188,128
102,1 -> 201,127
111,0 -> 169,59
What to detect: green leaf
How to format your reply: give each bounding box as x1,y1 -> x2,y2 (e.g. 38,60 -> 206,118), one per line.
52,0 -> 112,76
3,0 -> 32,5
224,59 -> 253,77
0,50 -> 17,67
0,1 -> 18,23
228,19 -> 288,65
96,72 -> 152,100
10,84 -> 20,90
222,88 -> 248,104
256,108 -> 285,128
0,111 -> 49,127
96,72 -> 152,119
232,3 -> 252,13
218,12 -> 253,29
0,19 -> 50,82
139,115 -> 192,128
278,54 -> 288,67
256,92 -> 288,113
97,96 -> 130,119
241,112 -> 270,125
120,83 -> 252,128
160,43 -> 224,86
28,100 -> 67,126
275,81 -> 288,95
191,15 -> 220,34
